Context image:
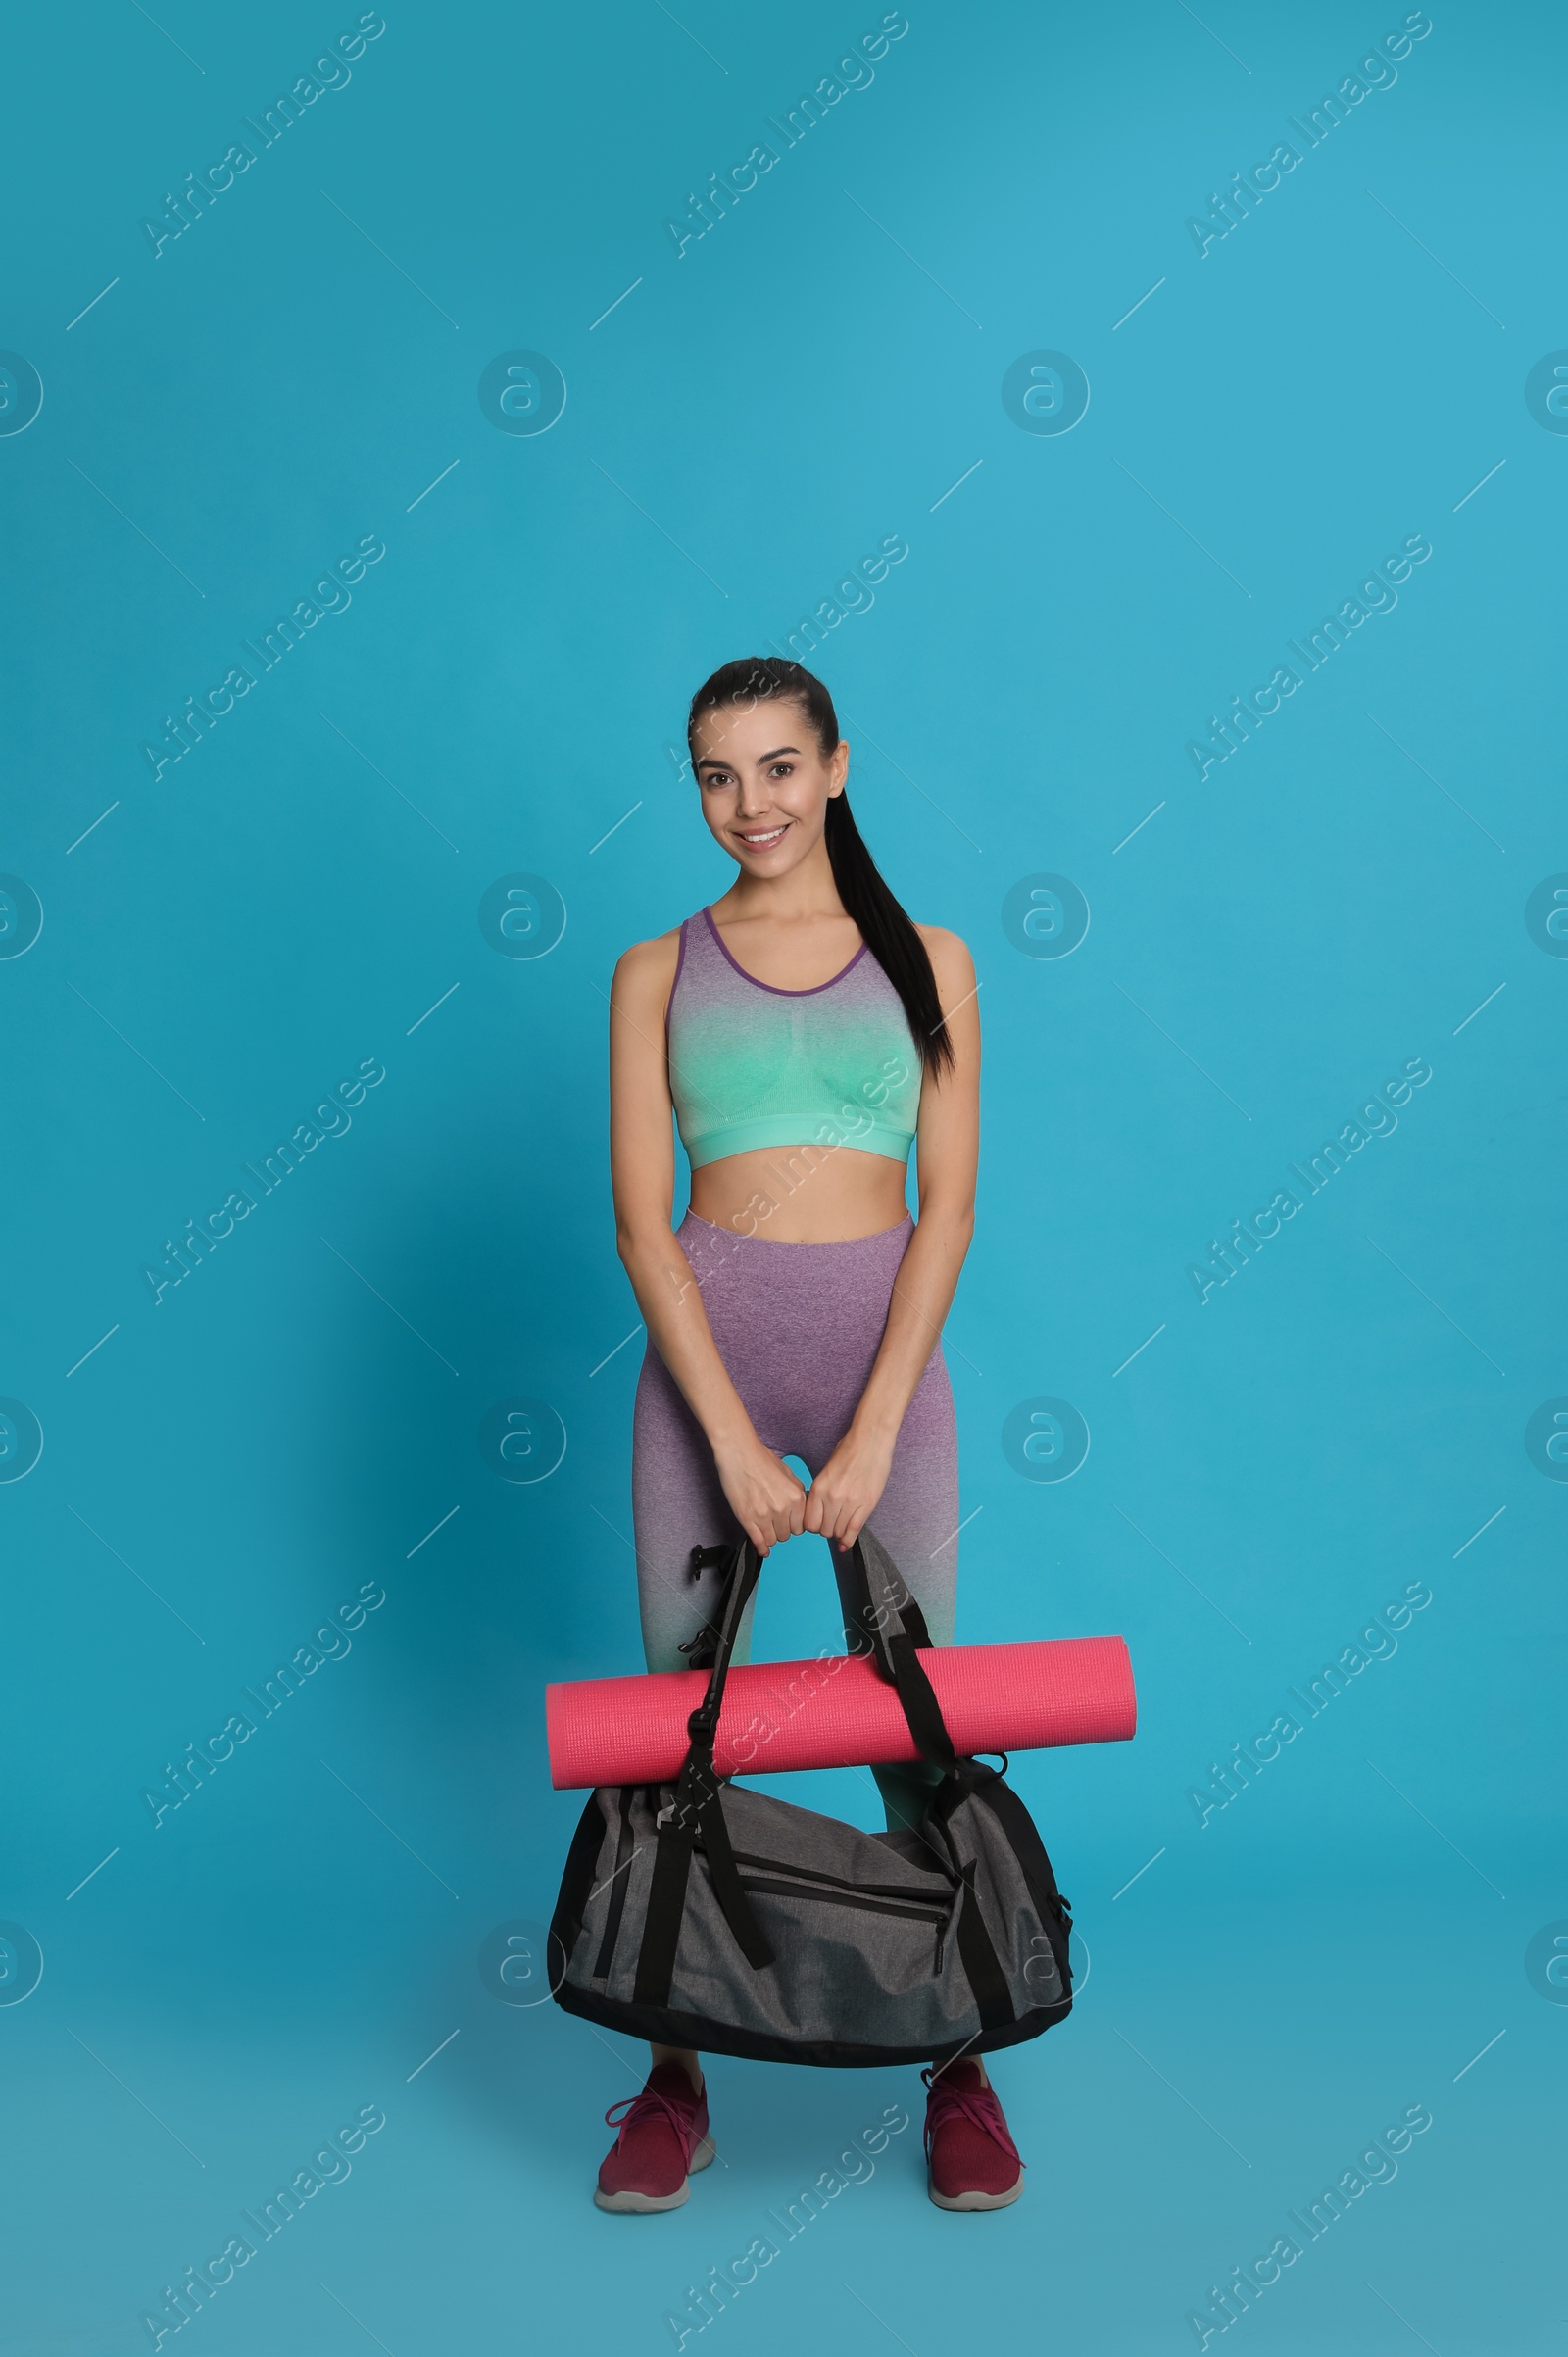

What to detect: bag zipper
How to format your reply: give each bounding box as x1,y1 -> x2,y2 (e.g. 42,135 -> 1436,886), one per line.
702,1846 -> 962,1976
727,1845 -> 954,1900
933,1875 -> 967,1976
728,1870 -> 956,1978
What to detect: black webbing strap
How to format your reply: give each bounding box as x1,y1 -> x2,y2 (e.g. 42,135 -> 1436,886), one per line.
842,1531 -> 956,1771
633,1539 -> 774,2004
693,1773 -> 774,1969
884,1631 -> 956,1769
899,1595 -> 937,1647
632,1792 -> 697,2006
591,1787 -> 637,1981
685,1539 -> 760,1743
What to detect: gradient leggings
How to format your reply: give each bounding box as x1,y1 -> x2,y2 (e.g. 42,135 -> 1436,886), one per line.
632,1209 -> 958,1835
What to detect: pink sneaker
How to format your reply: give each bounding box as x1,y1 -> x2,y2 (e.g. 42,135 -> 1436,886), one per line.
595,2064 -> 715,2213
922,2061 -> 1025,2210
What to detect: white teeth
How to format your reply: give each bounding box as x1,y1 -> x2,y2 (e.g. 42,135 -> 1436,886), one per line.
740,825 -> 787,844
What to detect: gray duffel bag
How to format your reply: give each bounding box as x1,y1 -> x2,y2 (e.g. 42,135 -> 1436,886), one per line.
548,1530 -> 1074,2067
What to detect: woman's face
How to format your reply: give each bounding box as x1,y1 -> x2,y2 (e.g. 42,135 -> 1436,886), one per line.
690,697 -> 849,877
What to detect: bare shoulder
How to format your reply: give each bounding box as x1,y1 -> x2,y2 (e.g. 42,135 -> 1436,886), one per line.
914,923 -> 975,995
608,928 -> 683,1051
613,926 -> 681,985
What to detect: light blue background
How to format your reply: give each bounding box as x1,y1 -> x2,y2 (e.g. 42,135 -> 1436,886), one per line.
2,2 -> 1562,2349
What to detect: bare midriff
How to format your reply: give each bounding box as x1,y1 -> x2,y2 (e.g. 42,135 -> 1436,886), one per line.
688,1141 -> 910,1244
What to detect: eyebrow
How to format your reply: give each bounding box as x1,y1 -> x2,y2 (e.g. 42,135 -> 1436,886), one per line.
695,744 -> 801,772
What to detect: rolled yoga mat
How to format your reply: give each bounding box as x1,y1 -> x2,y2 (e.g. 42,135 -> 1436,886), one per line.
546,1635 -> 1136,1790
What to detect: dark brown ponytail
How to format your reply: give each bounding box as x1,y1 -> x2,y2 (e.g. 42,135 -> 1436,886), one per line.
686,657 -> 955,1078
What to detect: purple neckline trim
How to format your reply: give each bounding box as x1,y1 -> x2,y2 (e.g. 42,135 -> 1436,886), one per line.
701,906 -> 869,997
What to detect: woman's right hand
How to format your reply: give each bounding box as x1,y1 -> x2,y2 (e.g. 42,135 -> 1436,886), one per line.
710,1429 -> 808,1553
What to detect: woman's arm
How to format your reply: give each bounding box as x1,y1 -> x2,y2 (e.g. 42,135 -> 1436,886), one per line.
802,926 -> 980,1550
609,934 -> 808,1553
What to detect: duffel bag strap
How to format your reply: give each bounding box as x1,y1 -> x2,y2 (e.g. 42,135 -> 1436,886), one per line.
633,1757 -> 775,2003
634,1539 -> 774,2003
842,1529 -> 956,1771
684,1537 -> 761,1744
683,1541 -> 774,1962
690,1772 -> 774,1969
951,1859 -> 1016,2034
632,1787 -> 699,2006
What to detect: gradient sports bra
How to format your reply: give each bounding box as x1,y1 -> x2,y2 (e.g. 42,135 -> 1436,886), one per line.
665,907 -> 922,1170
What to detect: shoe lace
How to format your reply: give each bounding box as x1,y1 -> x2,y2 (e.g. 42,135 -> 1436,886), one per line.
604,2086 -> 702,2165
920,2066 -> 1021,2168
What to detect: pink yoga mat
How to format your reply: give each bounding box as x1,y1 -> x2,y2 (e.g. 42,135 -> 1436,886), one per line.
546,1636 -> 1136,1790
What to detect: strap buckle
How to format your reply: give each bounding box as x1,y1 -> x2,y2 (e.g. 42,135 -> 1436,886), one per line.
677,1621 -> 720,1668
688,1542 -> 733,1582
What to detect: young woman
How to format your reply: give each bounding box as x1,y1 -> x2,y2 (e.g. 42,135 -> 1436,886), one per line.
595,657 -> 1023,2213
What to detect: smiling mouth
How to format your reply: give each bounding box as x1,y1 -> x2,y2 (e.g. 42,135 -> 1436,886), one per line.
734,822 -> 790,849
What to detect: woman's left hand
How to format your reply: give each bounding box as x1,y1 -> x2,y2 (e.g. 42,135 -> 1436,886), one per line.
802,1425 -> 897,1550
